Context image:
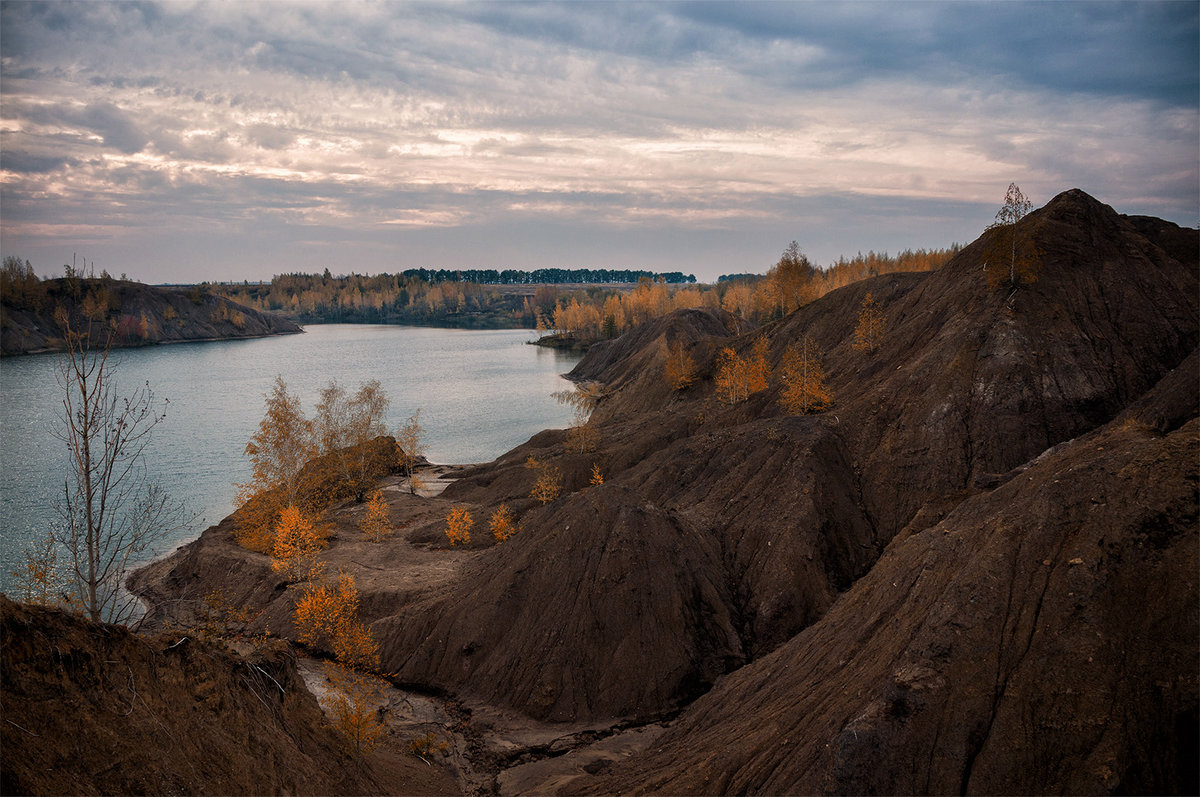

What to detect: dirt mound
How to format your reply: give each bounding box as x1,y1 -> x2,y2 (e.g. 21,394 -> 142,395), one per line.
375,485 -> 740,722
0,596 -> 457,796
577,354 -> 1198,796
1,277 -> 301,355
568,307 -> 751,420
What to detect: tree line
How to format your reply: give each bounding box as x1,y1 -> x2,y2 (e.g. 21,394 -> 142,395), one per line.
398,267 -> 696,285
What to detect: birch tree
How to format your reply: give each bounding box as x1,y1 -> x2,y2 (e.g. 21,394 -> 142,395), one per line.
51,310 -> 188,624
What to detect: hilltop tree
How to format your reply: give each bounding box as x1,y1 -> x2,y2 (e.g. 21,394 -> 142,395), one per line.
271,504 -> 324,583
555,382 -> 603,454
11,530 -> 64,608
313,379 -> 391,502
984,182 -> 1040,290
51,309 -> 189,624
235,376 -> 316,552
714,340 -> 770,405
714,347 -> 749,405
852,292 -> 886,353
780,336 -> 832,414
747,337 -> 771,393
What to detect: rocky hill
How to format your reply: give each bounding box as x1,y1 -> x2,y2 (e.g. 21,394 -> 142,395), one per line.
0,277 -> 301,355
114,189 -> 1199,794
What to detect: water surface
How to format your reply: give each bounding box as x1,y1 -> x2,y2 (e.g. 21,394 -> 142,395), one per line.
0,325 -> 580,589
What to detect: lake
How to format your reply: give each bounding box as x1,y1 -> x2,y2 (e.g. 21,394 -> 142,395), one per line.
0,324 -> 581,591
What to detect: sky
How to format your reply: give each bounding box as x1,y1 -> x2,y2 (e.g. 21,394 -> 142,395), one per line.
1,1 -> 1196,284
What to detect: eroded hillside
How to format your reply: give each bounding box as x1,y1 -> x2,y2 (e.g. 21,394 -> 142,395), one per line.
1,277 -> 301,355
124,189 -> 1197,794
0,597 -> 458,796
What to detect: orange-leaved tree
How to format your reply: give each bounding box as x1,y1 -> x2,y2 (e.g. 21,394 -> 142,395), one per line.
780,336 -> 832,414
359,489 -> 391,542
322,664 -> 387,757
590,462 -> 604,486
293,571 -> 379,670
714,339 -> 770,404
526,456 -> 562,504
852,292 -> 885,353
747,337 -> 771,393
445,506 -> 473,545
489,503 -> 516,543
235,376 -> 316,552
663,340 -> 698,390
271,504 -> 325,583
714,347 -> 748,404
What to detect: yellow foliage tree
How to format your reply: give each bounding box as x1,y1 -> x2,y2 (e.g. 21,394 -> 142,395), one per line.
271,504 -> 325,583
747,337 -> 771,393
780,336 -> 832,414
526,456 -> 563,504
715,341 -> 770,405
714,347 -> 748,405
590,462 -> 604,486
489,503 -> 516,543
360,489 -> 391,542
235,376 -> 315,552
852,292 -> 885,353
322,664 -> 386,758
293,572 -> 379,670
445,506 -> 473,546
663,340 -> 698,390
313,379 -> 391,502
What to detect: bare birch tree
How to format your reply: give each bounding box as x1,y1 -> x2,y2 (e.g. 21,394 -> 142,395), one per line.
51,310 -> 188,624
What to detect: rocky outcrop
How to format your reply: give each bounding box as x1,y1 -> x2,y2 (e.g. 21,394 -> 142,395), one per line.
0,277 -> 301,355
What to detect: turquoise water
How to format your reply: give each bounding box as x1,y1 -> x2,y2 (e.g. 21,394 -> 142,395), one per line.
0,325 -> 580,589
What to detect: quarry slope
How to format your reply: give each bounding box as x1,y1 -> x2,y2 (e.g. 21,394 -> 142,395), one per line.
372,188 -> 1197,723
125,189 -> 1198,793
0,596 -> 458,796
577,351 -> 1198,796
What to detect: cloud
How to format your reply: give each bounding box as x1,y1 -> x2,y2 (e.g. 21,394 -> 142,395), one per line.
0,1 -> 1195,283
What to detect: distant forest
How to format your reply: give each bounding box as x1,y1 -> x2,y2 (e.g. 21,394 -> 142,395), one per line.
399,267 -> 695,285
204,245 -> 960,341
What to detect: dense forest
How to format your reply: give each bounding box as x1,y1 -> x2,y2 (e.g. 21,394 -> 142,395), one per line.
206,245 -> 960,343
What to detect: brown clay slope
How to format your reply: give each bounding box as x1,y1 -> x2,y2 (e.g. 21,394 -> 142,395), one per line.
377,189 -> 1195,722
131,189 -> 1197,734
578,351 -> 1199,796
0,596 -> 458,796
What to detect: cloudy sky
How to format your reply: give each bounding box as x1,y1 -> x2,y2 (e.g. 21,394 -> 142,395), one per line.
1,1 -> 1196,284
